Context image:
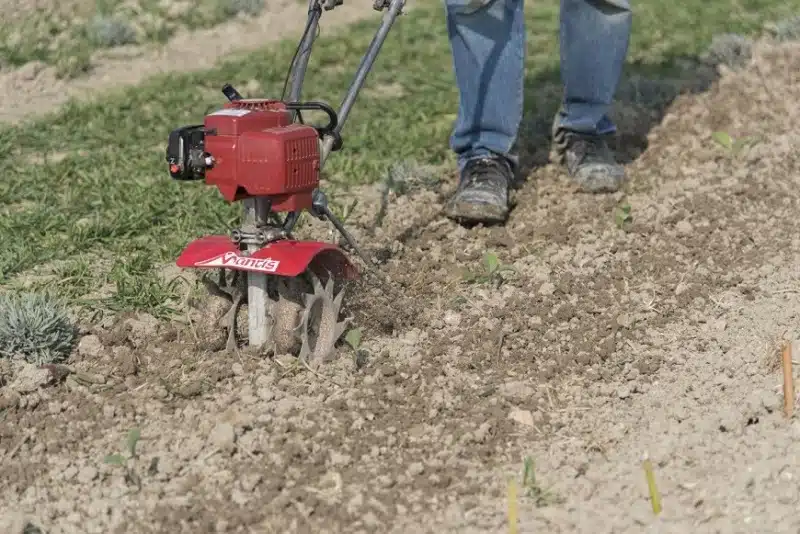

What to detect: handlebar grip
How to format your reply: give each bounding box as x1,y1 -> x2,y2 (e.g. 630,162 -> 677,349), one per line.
285,101 -> 338,135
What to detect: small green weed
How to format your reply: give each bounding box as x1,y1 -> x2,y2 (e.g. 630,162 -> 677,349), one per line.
615,201 -> 633,230
711,131 -> 760,155
104,255 -> 181,318
104,428 -> 143,489
344,327 -> 363,350
54,49 -> 93,80
345,327 -> 368,370
521,456 -> 562,507
219,0 -> 265,17
463,251 -> 515,288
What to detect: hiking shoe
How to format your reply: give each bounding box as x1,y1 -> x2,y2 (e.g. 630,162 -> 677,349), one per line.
444,156 -> 513,224
552,128 -> 626,193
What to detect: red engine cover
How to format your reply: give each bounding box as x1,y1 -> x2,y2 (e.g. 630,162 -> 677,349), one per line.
203,100 -> 321,211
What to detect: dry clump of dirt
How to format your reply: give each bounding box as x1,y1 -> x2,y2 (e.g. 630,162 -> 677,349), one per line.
1,39 -> 800,533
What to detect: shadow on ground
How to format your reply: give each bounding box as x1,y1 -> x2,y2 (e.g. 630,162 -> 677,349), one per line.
514,55 -> 721,181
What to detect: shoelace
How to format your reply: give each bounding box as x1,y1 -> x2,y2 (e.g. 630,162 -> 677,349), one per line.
461,159 -> 508,190
565,134 -> 610,166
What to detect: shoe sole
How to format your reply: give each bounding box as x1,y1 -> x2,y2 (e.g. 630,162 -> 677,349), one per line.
444,200 -> 508,224
549,144 -> 626,194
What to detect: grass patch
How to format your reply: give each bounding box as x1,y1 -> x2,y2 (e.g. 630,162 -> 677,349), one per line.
0,0 -> 795,316
0,0 -> 266,75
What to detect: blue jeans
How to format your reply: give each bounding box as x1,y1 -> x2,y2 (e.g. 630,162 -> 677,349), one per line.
445,0 -> 632,171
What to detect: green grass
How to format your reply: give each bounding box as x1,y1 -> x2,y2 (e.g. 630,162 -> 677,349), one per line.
0,0 -> 795,317
0,0 -> 266,76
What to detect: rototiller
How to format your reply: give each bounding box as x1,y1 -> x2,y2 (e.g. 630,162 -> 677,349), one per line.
165,0 -> 405,362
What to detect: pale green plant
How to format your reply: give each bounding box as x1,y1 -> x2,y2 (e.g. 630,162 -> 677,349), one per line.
0,291 -> 77,365
87,14 -> 138,48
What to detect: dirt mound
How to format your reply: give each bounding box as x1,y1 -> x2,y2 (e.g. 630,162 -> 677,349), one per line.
2,39 -> 800,533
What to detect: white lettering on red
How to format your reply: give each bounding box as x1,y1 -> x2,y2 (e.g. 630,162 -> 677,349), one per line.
195,252 -> 280,273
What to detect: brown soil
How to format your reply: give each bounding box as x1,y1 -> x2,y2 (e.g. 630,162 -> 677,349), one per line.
2,40 -> 800,534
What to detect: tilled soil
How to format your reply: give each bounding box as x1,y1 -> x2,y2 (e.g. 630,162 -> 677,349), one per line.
1,40 -> 800,534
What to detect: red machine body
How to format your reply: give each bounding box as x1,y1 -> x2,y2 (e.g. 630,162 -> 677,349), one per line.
171,97 -> 358,281
176,235 -> 359,280
203,99 -> 321,211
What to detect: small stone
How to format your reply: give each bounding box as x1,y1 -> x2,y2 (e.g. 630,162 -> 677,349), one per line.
257,388 -> 275,401
77,466 -> 98,484
362,511 -> 380,527
232,362 -> 244,376
617,385 -> 631,399
208,423 -> 236,453
443,310 -> 461,327
9,364 -> 52,394
77,335 -> 104,359
676,220 -> 693,235
124,313 -> 160,347
330,451 -> 352,466
376,475 -> 394,488
273,397 -> 299,416
114,347 -> 138,376
499,381 -> 535,401
616,313 -> 633,328
407,462 -> 425,476
17,60 -> 45,81
508,407 -> 535,427
473,422 -> 492,443
538,282 -> 556,296
62,465 -> 78,480
240,394 -> 258,405
347,492 -> 364,515
710,318 -> 727,332
19,393 -> 41,410
230,488 -> 249,506
0,392 -> 20,411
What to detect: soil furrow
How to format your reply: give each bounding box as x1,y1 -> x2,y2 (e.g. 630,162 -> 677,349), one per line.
1,40 -> 799,534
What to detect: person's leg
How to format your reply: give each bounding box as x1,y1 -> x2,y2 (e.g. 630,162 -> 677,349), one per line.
552,0 -> 632,193
443,0 -> 525,224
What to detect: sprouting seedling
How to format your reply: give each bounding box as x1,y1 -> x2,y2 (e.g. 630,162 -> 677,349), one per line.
521,456 -> 561,507
104,428 -> 143,489
463,251 -> 516,287
345,327 -> 369,370
643,455 -> 662,515
344,327 -> 362,350
711,131 -> 758,155
338,198 -> 359,224
712,131 -> 734,150
615,202 -> 633,229
105,427 -> 141,465
127,428 -> 141,457
522,456 -> 536,495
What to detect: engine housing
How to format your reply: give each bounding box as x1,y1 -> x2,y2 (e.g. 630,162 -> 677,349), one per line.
202,99 -> 321,211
